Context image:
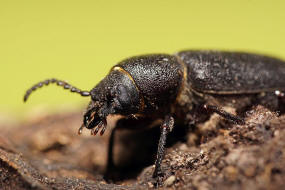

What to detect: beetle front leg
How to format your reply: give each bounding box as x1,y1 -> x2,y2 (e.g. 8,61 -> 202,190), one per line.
203,104 -> 245,125
153,115 -> 174,179
106,125 -> 117,175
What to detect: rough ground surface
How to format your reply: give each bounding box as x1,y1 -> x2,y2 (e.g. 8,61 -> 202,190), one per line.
0,105 -> 285,190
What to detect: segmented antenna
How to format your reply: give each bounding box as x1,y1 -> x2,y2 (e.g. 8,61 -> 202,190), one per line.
24,78 -> 90,102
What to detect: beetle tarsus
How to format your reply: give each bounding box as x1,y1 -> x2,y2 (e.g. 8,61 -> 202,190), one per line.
153,115 -> 174,179
203,104 -> 245,125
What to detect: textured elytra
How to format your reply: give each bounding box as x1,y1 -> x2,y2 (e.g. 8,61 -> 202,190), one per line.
178,50 -> 285,94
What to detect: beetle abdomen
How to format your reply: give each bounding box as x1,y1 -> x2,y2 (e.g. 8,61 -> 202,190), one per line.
116,54 -> 184,110
178,50 -> 285,94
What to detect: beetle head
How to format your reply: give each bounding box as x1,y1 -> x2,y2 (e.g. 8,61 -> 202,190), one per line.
23,74 -> 141,136
80,69 -> 141,135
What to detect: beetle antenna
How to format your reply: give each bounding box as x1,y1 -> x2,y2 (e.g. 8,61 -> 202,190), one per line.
24,78 -> 90,102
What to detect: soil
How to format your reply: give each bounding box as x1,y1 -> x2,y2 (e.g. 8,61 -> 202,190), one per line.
1,105 -> 285,190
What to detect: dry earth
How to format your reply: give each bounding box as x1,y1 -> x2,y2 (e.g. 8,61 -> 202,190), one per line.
0,105 -> 285,190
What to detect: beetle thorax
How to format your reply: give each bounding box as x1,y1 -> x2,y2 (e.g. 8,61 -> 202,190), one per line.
114,54 -> 185,113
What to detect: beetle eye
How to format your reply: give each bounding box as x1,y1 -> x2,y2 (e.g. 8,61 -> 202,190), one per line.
116,85 -> 129,104
111,84 -> 130,110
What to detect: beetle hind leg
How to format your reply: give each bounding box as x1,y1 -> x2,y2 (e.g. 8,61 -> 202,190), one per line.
203,104 -> 245,125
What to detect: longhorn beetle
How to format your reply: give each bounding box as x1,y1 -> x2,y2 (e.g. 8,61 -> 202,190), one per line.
24,50 -> 285,181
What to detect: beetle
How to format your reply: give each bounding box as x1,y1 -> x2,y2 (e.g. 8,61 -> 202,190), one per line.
24,50 -> 285,182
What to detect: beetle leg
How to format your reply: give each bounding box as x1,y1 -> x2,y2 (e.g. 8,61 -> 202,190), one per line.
203,104 -> 245,125
105,125 -> 118,178
153,115 -> 174,179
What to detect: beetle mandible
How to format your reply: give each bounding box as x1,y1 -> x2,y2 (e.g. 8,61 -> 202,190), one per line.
24,50 -> 285,180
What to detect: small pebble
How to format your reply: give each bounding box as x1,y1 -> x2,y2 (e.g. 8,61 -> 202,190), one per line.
164,175 -> 176,187
148,182 -> 154,188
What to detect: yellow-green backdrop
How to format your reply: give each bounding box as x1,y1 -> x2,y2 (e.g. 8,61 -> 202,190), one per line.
1,0 -> 285,117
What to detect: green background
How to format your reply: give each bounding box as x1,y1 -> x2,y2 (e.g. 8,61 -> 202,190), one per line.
1,0 -> 285,118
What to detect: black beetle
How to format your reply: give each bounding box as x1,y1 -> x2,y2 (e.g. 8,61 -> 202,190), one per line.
24,50 -> 285,181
